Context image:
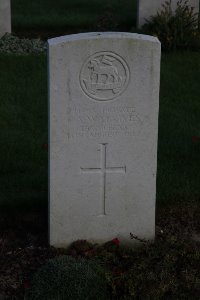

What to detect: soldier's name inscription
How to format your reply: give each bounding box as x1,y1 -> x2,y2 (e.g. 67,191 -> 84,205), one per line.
67,105 -> 142,139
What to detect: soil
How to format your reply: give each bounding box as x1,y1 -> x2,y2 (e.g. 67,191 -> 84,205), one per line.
0,203 -> 200,299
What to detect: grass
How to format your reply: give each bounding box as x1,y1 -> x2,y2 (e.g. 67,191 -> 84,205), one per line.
0,55 -> 48,209
11,0 -> 137,33
0,52 -> 199,209
157,51 -> 200,205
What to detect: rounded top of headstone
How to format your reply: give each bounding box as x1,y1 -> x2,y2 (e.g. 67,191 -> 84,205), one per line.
48,32 -> 160,46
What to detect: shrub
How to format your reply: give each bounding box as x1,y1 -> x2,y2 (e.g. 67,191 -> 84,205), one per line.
142,0 -> 200,51
0,33 -> 47,54
26,255 -> 110,300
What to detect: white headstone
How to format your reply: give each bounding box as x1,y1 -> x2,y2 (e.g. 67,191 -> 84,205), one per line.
0,0 -> 11,38
137,0 -> 199,28
48,32 -> 161,247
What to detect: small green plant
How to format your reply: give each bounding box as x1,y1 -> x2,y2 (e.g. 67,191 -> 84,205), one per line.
26,255 -> 110,300
142,0 -> 200,51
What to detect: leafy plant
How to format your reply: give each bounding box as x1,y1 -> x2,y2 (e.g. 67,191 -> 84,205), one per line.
26,255 -> 110,300
142,0 -> 200,51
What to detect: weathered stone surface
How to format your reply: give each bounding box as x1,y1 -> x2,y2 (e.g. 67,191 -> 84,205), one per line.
137,0 -> 199,27
48,32 -> 161,247
0,0 -> 11,38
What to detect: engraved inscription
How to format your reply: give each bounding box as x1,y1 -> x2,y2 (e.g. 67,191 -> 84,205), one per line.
67,105 -> 142,139
80,52 -> 130,101
80,143 -> 126,215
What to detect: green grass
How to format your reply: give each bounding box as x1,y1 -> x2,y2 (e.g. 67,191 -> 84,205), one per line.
0,52 -> 200,209
157,52 -> 200,205
11,0 -> 137,32
0,55 -> 48,208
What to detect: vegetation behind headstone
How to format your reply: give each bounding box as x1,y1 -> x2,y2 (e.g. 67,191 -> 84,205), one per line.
0,33 -> 46,54
142,0 -> 200,51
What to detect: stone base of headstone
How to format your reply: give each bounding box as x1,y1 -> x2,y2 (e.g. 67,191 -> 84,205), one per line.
0,0 -> 11,38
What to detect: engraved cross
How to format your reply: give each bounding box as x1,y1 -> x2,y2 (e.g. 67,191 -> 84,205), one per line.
80,143 -> 126,215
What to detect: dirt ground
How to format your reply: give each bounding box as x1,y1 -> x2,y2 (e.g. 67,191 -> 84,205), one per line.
0,203 -> 200,299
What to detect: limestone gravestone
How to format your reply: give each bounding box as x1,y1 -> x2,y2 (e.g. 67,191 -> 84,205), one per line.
0,0 -> 11,38
48,32 -> 161,247
137,0 -> 199,27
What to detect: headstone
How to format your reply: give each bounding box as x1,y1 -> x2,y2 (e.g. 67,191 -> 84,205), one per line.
137,0 -> 199,28
48,32 -> 161,247
0,0 -> 11,38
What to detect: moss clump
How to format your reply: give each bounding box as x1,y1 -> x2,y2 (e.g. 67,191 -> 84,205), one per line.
26,255 -> 109,300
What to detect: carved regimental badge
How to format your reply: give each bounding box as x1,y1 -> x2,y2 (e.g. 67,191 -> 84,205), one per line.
80,51 -> 130,101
